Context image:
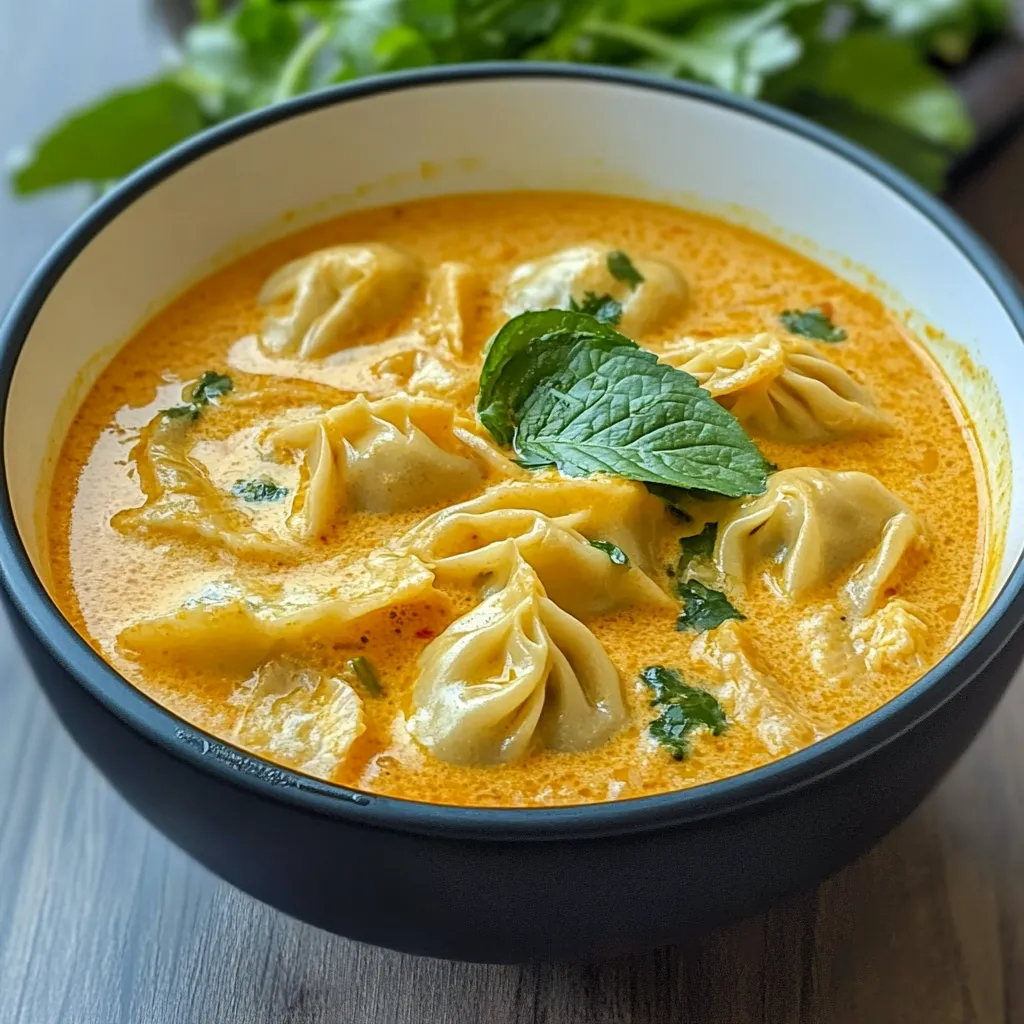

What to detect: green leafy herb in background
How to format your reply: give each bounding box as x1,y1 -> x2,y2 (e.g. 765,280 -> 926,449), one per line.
606,249 -> 645,288
478,310 -> 772,497
231,476 -> 289,502
675,577 -> 744,631
589,538 -> 631,565
6,0 -> 1011,197
641,664 -> 728,759
779,305 -> 848,341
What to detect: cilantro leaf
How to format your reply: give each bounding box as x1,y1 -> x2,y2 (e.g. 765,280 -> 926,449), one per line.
478,311 -> 771,497
232,477 -> 288,503
779,306 -> 847,342
569,292 -> 623,324
641,665 -> 727,760
606,250 -> 645,289
675,579 -> 744,632
589,539 -> 630,566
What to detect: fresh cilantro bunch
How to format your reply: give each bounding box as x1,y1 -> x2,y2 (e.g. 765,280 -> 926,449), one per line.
7,0 -> 1012,196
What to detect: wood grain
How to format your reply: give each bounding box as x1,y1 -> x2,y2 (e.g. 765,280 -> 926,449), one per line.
2,4 -> 1024,1021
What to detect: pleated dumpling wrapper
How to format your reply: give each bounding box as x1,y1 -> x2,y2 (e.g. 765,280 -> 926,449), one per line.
268,393 -> 520,538
716,467 -> 926,614
503,245 -> 687,337
407,546 -> 628,765
228,658 -> 364,781
660,333 -> 891,444
259,244 -> 424,359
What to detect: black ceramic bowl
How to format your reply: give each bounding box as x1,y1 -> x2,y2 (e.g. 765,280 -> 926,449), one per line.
3,66 -> 1024,964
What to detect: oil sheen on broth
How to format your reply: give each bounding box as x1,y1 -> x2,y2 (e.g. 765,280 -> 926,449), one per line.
47,193 -> 987,808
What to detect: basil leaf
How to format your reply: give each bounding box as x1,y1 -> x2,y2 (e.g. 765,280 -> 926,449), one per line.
568,292 -> 623,324
779,306 -> 847,342
480,311 -> 771,497
606,250 -> 644,289
641,665 -> 727,760
232,477 -> 288,503
589,539 -> 630,566
675,579 -> 744,632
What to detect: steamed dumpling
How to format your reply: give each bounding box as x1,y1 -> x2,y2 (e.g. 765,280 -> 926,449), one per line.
258,244 -> 424,358
660,333 -> 890,443
397,505 -> 672,618
421,261 -> 484,357
504,245 -> 688,336
690,620 -> 819,755
113,411 -> 294,560
118,552 -> 439,670
268,393 -> 519,538
716,468 -> 925,613
851,599 -> 930,673
229,658 -> 365,780
407,547 -> 628,765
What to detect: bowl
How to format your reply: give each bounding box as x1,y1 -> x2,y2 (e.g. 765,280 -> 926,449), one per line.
3,65 -> 1024,964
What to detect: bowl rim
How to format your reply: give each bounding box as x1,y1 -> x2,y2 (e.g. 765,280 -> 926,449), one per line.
3,62 -> 1024,841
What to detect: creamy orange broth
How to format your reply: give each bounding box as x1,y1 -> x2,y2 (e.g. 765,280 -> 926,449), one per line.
47,192 -> 986,807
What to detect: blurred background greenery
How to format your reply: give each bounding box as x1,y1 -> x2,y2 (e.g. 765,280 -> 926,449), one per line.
5,0 -> 1021,196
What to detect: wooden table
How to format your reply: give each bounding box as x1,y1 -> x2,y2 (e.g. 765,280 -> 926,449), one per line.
2,3 -> 1024,1021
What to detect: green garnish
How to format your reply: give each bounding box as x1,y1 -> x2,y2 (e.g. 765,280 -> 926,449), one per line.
606,250 -> 644,289
646,483 -> 693,521
347,656 -> 382,697
477,310 -> 770,498
675,579 -> 745,633
231,477 -> 288,503
162,370 -> 234,421
679,522 -> 717,564
589,539 -> 630,566
641,665 -> 727,760
779,307 -> 847,342
568,292 -> 623,324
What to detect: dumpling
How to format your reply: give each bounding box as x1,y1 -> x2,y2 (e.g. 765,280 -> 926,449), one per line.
113,411 -> 294,560
690,620 -> 819,755
660,333 -> 890,443
851,599 -> 930,673
118,552 -> 440,670
407,547 -> 628,765
258,244 -> 424,358
503,245 -> 688,336
229,658 -> 364,780
420,261 -> 484,357
716,468 -> 925,613
268,393 -> 518,538
397,505 -> 673,618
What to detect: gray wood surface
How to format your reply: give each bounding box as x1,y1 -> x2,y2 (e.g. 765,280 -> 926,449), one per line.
2,3 -> 1024,1021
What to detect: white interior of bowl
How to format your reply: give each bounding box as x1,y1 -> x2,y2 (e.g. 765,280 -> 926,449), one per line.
5,74 -> 1021,609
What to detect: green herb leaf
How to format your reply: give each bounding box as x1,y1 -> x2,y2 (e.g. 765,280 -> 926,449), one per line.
675,579 -> 744,632
8,81 -> 205,196
568,292 -> 623,324
679,521 -> 717,563
779,306 -> 847,342
641,664 -> 727,759
589,539 -> 631,566
606,250 -> 645,289
162,404 -> 200,421
232,477 -> 288,503
190,371 -> 234,405
646,482 -> 694,520
347,655 -> 383,697
478,311 -> 771,497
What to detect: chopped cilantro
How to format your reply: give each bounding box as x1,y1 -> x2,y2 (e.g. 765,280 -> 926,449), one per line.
589,539 -> 630,566
779,306 -> 847,342
569,291 -> 623,324
347,656 -> 382,697
606,250 -> 644,289
641,665 -> 727,760
675,579 -> 744,632
161,370 -> 233,421
231,477 -> 288,503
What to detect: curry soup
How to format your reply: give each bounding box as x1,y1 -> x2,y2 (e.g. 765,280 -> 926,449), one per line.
47,192 -> 987,807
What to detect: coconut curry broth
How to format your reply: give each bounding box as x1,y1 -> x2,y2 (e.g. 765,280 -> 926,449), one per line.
47,192 -> 986,807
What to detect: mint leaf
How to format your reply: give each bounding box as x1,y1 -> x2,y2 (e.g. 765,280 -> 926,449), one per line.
232,477 -> 288,503
679,522 -> 717,564
779,306 -> 846,342
480,311 -> 771,497
641,665 -> 727,760
675,579 -> 744,632
589,539 -> 630,566
9,81 -> 205,195
606,250 -> 644,289
569,292 -> 623,324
